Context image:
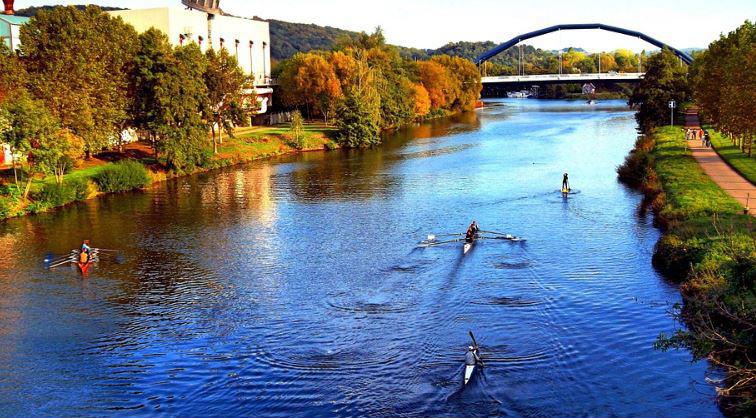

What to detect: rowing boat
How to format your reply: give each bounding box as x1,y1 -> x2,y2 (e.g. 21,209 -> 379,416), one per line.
463,235 -> 477,255
78,259 -> 94,274
464,363 -> 475,385
464,331 -> 483,386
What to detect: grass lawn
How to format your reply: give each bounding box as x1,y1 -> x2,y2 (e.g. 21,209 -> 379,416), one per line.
654,126 -> 745,219
707,129 -> 756,185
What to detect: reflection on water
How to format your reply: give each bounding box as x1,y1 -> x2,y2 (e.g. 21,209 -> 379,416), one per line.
0,100 -> 721,417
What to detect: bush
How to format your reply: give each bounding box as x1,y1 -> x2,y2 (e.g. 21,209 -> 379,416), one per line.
0,197 -> 9,219
93,160 -> 151,193
36,183 -> 75,207
283,133 -> 306,150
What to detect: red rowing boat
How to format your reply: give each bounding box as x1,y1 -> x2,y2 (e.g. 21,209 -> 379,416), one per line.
78,260 -> 94,274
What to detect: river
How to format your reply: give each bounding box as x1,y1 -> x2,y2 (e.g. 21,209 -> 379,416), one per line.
0,99 -> 721,417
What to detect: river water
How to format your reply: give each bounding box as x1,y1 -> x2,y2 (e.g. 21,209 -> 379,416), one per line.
0,99 -> 721,417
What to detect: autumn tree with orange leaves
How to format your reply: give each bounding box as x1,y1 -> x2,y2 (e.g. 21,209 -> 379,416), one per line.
276,28 -> 482,147
278,52 -> 343,123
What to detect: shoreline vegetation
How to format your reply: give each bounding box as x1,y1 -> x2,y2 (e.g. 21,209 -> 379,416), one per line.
0,6 -> 482,221
620,21 -> 754,416
618,126 -> 755,416
0,124 -> 336,220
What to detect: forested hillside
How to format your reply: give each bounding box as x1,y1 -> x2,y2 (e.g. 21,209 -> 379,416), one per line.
15,5 -> 125,16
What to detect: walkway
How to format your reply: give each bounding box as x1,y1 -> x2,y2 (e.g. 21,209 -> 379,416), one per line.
684,107 -> 756,216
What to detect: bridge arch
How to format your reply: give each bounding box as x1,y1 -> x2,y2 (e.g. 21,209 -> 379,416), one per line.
474,23 -> 693,66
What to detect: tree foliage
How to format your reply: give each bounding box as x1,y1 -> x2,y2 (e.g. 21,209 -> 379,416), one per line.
277,28 -> 482,146
692,21 -> 755,156
20,6 -> 138,156
0,92 -> 59,196
205,48 -> 249,153
629,49 -> 690,130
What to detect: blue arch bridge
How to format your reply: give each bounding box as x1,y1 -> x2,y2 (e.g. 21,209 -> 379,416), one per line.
475,23 -> 693,97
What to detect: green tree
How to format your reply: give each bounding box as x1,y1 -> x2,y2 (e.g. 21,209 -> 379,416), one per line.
204,48 -> 249,153
0,43 -> 27,102
131,29 -> 172,156
0,93 -> 58,194
20,6 -> 138,157
132,33 -> 210,169
629,48 -> 690,130
34,129 -> 85,185
156,44 -> 211,170
335,57 -> 380,147
694,21 -> 755,155
288,110 -> 305,149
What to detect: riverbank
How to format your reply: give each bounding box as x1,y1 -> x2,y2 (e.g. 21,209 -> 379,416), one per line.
618,125 -> 755,415
0,124 -> 337,220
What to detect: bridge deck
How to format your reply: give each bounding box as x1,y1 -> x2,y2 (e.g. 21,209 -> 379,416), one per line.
482,72 -> 644,84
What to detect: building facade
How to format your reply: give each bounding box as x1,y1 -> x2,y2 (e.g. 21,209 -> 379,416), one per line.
109,7 -> 271,86
0,14 -> 29,52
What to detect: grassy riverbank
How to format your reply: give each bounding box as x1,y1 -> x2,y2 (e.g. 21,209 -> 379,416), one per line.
709,130 -> 756,185
618,126 -> 755,415
0,124 -> 337,220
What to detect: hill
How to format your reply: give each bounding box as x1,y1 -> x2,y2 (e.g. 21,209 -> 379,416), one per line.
269,19 -> 429,61
15,5 -> 125,16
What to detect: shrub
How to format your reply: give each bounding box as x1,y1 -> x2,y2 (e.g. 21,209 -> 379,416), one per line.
36,182 -> 76,207
283,133 -> 306,150
0,197 -> 9,219
93,161 -> 151,193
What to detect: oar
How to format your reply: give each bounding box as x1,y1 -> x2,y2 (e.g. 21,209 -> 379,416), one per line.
478,236 -> 525,242
420,238 -> 462,247
48,257 -> 77,269
45,251 -> 78,264
479,230 -> 510,236
91,248 -> 126,264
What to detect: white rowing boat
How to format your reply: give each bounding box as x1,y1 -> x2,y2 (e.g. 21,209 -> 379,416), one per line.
463,240 -> 474,254
464,364 -> 475,385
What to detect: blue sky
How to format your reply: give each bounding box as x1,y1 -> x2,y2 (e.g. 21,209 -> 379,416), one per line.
14,0 -> 755,51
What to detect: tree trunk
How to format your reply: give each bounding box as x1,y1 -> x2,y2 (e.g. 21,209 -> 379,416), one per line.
11,154 -> 18,187
23,171 -> 33,199
56,162 -> 65,185
217,117 -> 224,145
211,124 -> 218,154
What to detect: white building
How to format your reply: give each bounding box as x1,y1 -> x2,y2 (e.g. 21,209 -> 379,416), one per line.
0,14 -> 29,52
108,6 -> 272,87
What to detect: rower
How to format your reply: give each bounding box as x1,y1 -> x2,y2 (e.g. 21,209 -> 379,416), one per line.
80,240 -> 92,263
465,221 -> 480,242
562,173 -> 570,193
465,345 -> 482,367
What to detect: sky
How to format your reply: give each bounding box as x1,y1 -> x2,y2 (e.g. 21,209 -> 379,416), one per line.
13,0 -> 756,51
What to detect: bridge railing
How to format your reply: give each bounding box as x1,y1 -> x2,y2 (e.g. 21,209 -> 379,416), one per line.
482,72 -> 645,83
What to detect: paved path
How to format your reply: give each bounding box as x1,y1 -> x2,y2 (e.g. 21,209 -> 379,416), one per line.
684,107 -> 756,216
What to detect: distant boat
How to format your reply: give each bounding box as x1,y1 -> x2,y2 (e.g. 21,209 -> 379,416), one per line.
507,90 -> 531,99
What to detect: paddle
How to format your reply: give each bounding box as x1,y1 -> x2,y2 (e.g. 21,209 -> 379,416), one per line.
468,330 -> 485,367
